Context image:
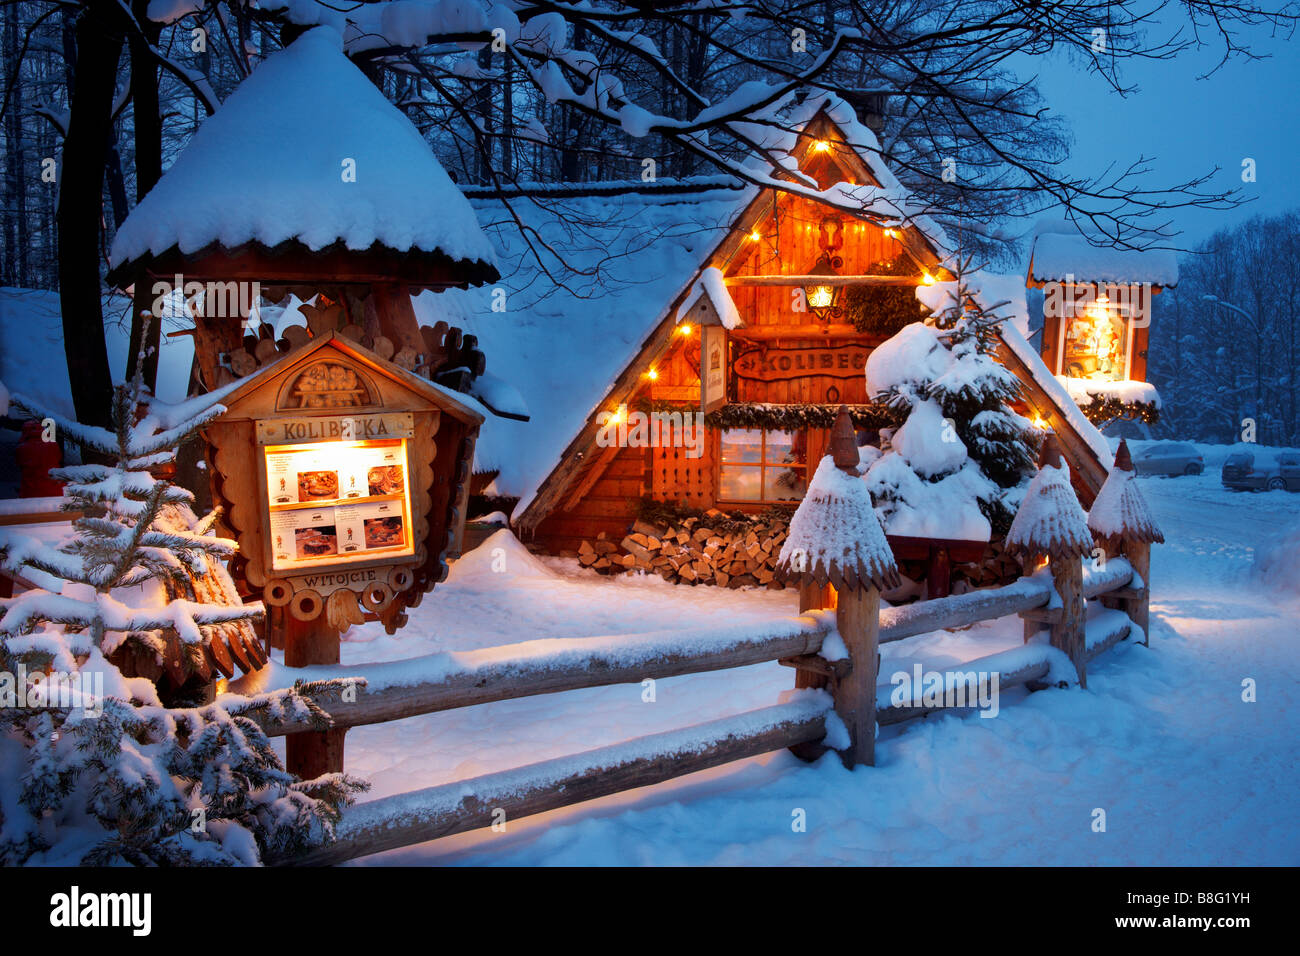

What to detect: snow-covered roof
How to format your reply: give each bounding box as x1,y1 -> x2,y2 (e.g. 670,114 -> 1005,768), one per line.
778,456 -> 900,590
1027,234 -> 1178,287
109,27 -> 495,273
676,266 -> 742,329
1006,455 -> 1094,562
1088,441 -> 1164,547
410,188 -> 746,500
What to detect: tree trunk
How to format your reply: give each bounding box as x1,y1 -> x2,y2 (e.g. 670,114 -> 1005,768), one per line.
57,0 -> 126,428
126,0 -> 164,390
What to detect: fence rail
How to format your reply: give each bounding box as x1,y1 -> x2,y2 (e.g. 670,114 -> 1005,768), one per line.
274,695 -> 832,866
243,551 -> 1144,864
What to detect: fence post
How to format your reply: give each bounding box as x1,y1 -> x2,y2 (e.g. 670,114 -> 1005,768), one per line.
834,584 -> 882,767
283,613 -> 348,777
776,406 -> 899,768
1087,440 -> 1163,648
1122,540 -> 1152,644
1049,553 -> 1087,688
1006,435 -> 1095,688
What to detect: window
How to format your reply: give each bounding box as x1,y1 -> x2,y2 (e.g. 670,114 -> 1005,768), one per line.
1061,297 -> 1130,381
719,429 -> 808,502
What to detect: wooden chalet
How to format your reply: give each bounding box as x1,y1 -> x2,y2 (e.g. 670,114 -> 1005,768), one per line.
436,99 -> 1117,593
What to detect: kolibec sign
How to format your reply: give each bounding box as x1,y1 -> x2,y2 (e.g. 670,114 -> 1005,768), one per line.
256,413 -> 414,445
733,346 -> 869,381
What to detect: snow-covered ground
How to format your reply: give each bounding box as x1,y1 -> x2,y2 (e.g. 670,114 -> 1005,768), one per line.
271,464 -> 1300,866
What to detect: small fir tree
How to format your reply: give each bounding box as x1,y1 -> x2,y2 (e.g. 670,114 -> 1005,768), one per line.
865,261 -> 1040,538
0,329 -> 365,864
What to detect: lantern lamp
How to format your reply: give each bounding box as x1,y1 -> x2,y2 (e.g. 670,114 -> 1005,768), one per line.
803,252 -> 843,321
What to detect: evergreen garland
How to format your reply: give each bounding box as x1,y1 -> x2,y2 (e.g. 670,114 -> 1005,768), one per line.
842,256 -> 929,335
704,402 -> 904,431
1076,397 -> 1160,427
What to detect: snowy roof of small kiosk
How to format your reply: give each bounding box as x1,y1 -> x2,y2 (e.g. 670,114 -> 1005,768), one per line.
1027,233 -> 1178,287
108,27 -> 495,273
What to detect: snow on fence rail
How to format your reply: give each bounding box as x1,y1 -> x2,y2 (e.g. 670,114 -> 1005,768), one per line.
272,694 -> 833,867
231,559 -> 1138,740
239,554 -> 1142,864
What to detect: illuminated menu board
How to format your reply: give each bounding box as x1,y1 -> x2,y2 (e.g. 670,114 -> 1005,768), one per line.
263,433 -> 415,571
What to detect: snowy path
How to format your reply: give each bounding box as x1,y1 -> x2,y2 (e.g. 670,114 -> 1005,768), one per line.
304,478 -> 1299,866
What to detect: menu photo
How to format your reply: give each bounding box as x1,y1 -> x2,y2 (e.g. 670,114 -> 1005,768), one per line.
270,507 -> 340,566
336,499 -> 408,555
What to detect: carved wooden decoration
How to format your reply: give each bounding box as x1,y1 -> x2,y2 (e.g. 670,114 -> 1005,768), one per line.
203,333 -> 483,636
279,361 -> 375,409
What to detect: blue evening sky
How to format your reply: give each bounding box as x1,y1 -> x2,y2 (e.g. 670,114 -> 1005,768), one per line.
1025,21 -> 1298,248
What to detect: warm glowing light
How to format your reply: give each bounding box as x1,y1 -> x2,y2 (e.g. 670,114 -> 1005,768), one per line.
885,228 -> 896,238
813,140 -> 831,153
807,285 -> 835,310
749,230 -> 762,241
1032,415 -> 1050,429
922,272 -> 936,285
609,406 -> 626,424
647,367 -> 659,381
679,323 -> 692,336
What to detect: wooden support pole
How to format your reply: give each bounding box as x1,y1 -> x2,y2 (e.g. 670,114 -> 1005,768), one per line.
1049,556 -> 1087,689
1123,541 -> 1152,645
834,585 -> 881,767
283,612 -> 346,778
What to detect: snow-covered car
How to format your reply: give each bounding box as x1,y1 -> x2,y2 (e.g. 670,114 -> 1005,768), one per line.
1221,450 -> 1300,492
1131,442 -> 1205,477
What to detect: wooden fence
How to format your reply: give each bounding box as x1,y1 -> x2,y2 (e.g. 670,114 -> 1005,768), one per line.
238,552 -> 1145,865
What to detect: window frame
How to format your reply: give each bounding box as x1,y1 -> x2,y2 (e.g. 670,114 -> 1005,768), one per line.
716,427 -> 809,506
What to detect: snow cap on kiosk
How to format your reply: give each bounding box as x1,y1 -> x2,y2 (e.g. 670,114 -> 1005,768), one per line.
1005,434 -> 1094,565
106,24 -> 496,288
776,406 -> 900,592
1087,439 -> 1164,550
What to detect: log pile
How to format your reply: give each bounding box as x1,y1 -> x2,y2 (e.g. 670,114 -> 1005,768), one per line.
952,535 -> 1022,590
575,513 -> 792,589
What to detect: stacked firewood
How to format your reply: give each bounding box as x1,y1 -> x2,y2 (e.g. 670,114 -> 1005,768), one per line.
952,535 -> 1022,589
576,514 -> 791,589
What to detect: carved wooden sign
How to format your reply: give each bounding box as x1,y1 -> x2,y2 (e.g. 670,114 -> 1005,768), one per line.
701,326 -> 728,414
203,333 -> 483,633
733,345 -> 870,381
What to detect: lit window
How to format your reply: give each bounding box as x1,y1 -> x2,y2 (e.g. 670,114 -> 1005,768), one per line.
1062,295 -> 1130,381
719,429 -> 808,502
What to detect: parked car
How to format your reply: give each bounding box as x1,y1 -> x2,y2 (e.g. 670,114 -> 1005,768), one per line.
1131,442 -> 1205,477
1221,450 -> 1300,492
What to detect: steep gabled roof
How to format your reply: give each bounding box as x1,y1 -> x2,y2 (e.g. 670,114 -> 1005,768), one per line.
415,100 -> 1112,526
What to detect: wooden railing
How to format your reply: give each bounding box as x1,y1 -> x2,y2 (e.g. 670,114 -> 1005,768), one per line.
244,552 -> 1145,866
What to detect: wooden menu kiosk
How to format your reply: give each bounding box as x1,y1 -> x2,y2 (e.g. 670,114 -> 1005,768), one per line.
204,333 -> 483,776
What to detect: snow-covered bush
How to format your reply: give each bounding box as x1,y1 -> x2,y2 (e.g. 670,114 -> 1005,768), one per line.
0,356 -> 364,864
863,272 -> 1039,539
